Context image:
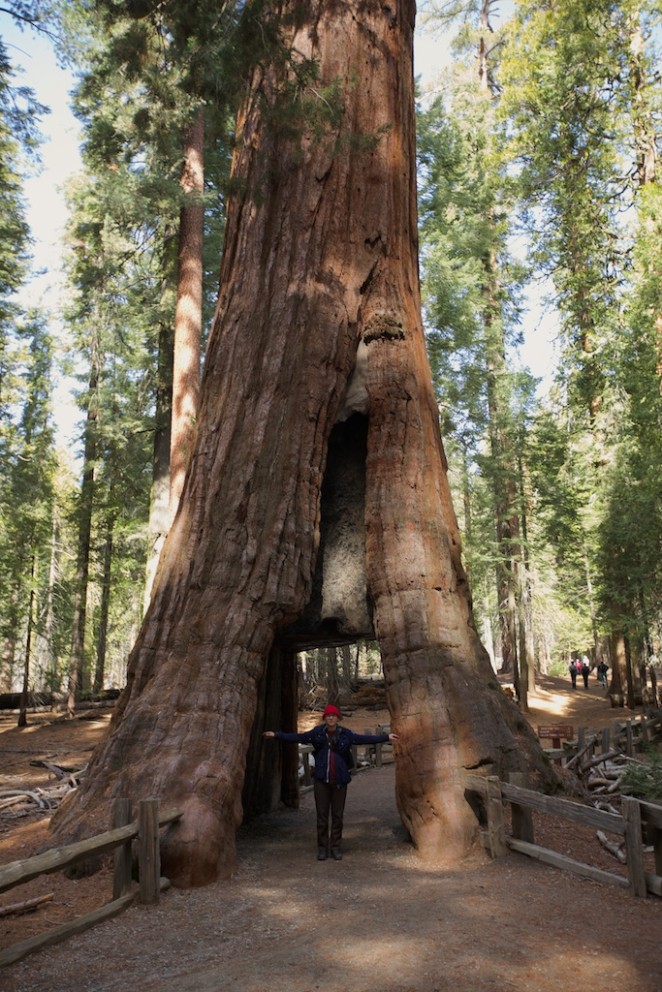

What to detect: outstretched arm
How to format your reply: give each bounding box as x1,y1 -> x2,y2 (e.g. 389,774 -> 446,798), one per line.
348,731 -> 399,745
262,729 -> 315,743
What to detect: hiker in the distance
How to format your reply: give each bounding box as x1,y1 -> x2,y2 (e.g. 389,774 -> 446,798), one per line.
263,704 -> 399,862
569,658 -> 578,689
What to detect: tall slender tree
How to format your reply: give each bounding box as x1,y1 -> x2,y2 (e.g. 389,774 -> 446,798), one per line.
170,105 -> 204,513
500,0 -> 632,691
57,0 -> 235,612
3,322 -> 57,721
500,0 -> 662,701
418,1 -> 534,691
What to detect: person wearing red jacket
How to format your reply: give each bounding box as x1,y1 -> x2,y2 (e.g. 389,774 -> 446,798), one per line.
263,704 -> 399,861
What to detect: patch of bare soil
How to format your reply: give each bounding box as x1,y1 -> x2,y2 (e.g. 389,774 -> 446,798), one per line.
1,681 -> 661,992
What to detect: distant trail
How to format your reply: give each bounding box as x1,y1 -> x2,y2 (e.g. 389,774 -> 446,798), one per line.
520,673 -> 637,733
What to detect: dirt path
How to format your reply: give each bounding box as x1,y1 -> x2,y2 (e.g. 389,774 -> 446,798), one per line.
2,677 -> 662,991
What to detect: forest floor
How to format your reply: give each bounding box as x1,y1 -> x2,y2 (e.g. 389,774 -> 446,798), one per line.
1,674 -> 661,992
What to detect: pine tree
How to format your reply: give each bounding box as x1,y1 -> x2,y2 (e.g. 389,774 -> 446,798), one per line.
418,1 -> 537,700
500,0 -> 638,698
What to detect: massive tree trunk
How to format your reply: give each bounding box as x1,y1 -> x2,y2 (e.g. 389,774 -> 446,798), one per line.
53,0 -> 553,885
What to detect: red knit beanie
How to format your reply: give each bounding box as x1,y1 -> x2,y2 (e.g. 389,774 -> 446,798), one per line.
322,704 -> 342,719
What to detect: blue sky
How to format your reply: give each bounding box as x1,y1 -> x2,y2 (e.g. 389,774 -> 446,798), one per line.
3,17 -> 80,304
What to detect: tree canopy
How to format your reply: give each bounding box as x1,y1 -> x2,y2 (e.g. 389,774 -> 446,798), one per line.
0,0 -> 660,732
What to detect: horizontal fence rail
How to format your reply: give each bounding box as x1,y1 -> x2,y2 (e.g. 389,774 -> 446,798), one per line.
465,773 -> 662,899
0,799 -> 182,967
539,710 -> 662,765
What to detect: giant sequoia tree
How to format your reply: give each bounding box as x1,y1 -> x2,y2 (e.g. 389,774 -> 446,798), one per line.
54,0 -> 553,887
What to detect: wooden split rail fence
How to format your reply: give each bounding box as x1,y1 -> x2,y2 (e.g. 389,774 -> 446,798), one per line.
538,710 -> 662,765
465,772 -> 662,899
0,799 -> 182,967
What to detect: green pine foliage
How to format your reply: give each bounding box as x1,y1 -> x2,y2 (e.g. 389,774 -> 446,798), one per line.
419,0 -> 662,677
0,318 -> 65,692
0,38 -> 43,424
0,25 -> 66,696
500,0 -> 662,672
595,182 -> 662,642
620,746 -> 662,802
417,2 -> 542,671
2,0 -> 662,695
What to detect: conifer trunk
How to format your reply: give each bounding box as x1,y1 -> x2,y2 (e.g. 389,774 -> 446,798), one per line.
143,266 -> 175,612
93,514 -> 115,695
18,555 -> 36,728
67,356 -> 100,716
170,108 -> 204,512
53,0 -> 553,885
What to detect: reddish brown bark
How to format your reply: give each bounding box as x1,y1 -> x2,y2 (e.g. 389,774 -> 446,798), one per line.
142,300 -> 174,612
53,0 -> 553,885
609,632 -> 628,707
170,107 -> 204,512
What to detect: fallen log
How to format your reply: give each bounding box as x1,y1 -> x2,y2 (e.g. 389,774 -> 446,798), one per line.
0,892 -> 54,918
584,749 -> 622,770
29,760 -> 71,779
593,800 -> 620,816
596,830 -> 627,863
587,776 -> 611,789
0,791 -> 49,810
566,739 -> 597,769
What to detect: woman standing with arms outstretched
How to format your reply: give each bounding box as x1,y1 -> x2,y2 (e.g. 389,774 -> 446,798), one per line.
263,704 -> 399,861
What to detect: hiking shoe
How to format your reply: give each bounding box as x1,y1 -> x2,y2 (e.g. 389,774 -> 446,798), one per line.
331,848 -> 342,861
317,848 -> 328,861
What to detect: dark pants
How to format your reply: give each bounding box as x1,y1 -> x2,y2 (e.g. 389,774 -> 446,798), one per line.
314,780 -> 347,851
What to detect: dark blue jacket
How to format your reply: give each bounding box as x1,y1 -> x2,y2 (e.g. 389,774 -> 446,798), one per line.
276,724 -> 390,786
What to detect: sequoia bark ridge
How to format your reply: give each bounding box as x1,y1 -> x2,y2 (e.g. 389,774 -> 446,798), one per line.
52,0 -> 553,885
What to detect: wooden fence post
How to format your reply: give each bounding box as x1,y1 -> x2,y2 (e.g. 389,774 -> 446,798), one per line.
625,720 -> 634,757
601,727 -> 610,753
364,728 -> 375,766
112,798 -> 132,900
587,730 -> 595,760
653,813 -> 662,881
508,772 -> 535,844
485,776 -> 508,858
301,747 -> 312,786
138,800 -> 161,905
622,797 -> 647,898
641,716 -> 649,745
366,727 -> 384,767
